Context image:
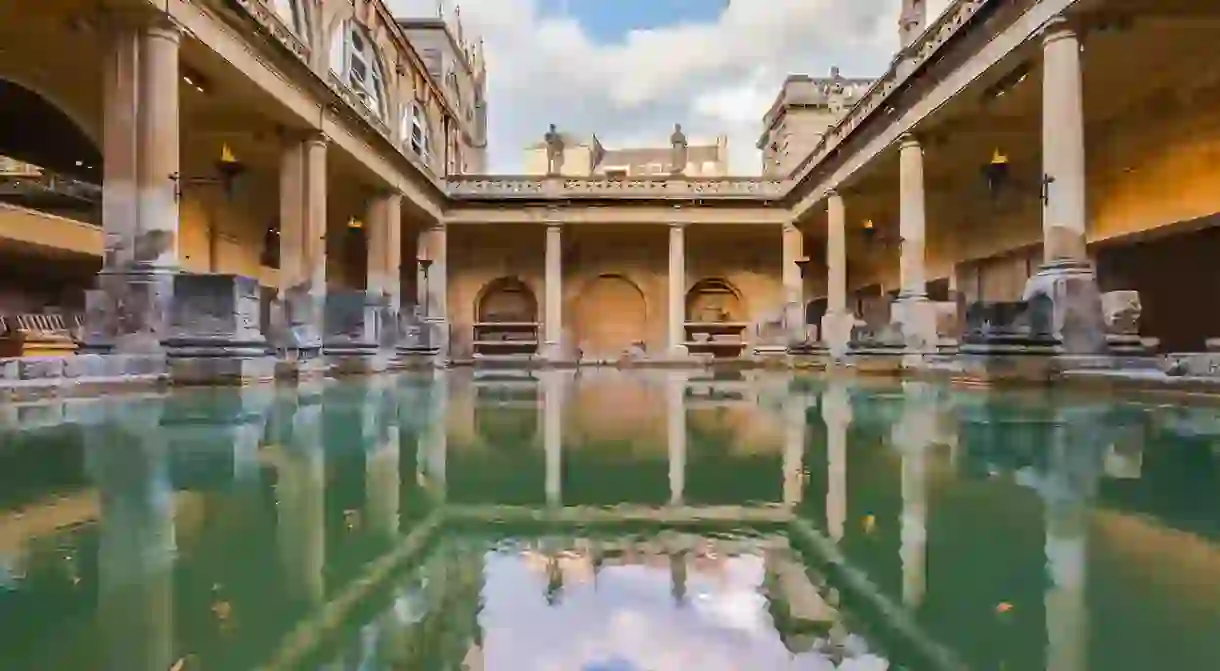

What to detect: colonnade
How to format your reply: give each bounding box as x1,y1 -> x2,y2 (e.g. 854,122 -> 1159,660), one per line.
93,14 -> 439,361
811,17 -> 1101,357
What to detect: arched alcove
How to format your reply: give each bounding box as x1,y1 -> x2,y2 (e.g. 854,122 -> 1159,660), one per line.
685,278 -> 744,323
572,274 -> 647,359
476,276 -> 538,323
0,78 -> 100,184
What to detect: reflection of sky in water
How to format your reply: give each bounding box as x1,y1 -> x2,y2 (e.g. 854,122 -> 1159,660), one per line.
480,550 -> 890,671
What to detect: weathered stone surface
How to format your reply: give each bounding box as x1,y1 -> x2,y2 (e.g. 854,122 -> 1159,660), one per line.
89,268 -> 175,353
323,290 -> 379,355
1101,290 -> 1141,336
272,282 -> 324,356
1022,259 -> 1107,355
164,274 -> 268,356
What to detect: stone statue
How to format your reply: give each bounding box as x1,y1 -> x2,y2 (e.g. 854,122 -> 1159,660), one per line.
670,123 -> 688,175
544,124 -> 565,175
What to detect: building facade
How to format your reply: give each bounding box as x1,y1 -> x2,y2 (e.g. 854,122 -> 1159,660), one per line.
758,69 -> 874,178
0,0 -> 1217,377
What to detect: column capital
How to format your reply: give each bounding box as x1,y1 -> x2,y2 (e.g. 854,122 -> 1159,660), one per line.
782,221 -> 800,234
545,222 -> 563,232
1041,15 -> 1080,46
898,132 -> 922,151
668,221 -> 687,231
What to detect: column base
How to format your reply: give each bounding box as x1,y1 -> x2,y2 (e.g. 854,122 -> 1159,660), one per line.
820,311 -> 856,360
1022,259 -> 1107,356
87,267 -> 177,353
167,356 -> 276,385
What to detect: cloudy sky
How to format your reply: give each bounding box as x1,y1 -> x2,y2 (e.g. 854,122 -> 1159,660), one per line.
385,0 -> 954,174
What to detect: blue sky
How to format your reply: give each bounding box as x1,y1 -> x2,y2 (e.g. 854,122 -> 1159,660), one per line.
537,0 -> 729,43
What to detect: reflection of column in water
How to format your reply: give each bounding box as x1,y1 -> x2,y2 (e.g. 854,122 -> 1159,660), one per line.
1044,411 -> 1097,671
367,382 -> 401,543
670,551 -> 688,606
666,371 -> 688,505
91,402 -> 175,671
420,371 -> 449,498
542,371 -> 564,507
822,383 -> 852,542
783,390 -> 809,507
276,396 -> 326,604
896,381 -> 932,609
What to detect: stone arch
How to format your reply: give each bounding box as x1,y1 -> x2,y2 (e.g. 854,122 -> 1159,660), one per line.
475,276 -> 538,323
685,277 -> 746,322
571,273 -> 648,358
0,77 -> 101,183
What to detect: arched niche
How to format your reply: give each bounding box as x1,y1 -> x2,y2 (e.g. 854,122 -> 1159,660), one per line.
572,274 -> 648,359
685,278 -> 745,323
476,276 -> 538,323
0,78 -> 100,185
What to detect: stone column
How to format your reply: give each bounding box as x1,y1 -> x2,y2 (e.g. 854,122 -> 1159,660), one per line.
821,191 -> 852,357
666,371 -> 687,505
544,223 -> 563,360
418,224 -> 448,357
542,371 -> 563,507
1024,17 -> 1107,356
366,191 -> 403,350
92,18 -> 182,352
894,134 -> 937,360
667,223 -> 687,357
276,132 -> 328,358
822,381 -> 851,543
782,222 -> 805,344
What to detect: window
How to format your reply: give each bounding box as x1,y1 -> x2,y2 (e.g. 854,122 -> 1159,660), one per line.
341,23 -> 386,119
404,103 -> 431,163
271,0 -> 309,37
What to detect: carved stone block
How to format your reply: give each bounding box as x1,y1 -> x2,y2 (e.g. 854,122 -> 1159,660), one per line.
323,290 -> 379,355
163,274 -> 268,357
273,281 -> 324,354
1022,259 -> 1107,355
1101,290 -> 1141,336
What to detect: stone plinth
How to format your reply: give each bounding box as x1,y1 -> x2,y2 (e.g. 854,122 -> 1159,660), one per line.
271,282 -> 324,360
324,290 -> 387,374
1101,290 -> 1157,358
842,323 -> 905,374
88,267 -> 176,353
1022,259 -> 1107,356
956,298 -> 1062,385
162,274 -> 274,385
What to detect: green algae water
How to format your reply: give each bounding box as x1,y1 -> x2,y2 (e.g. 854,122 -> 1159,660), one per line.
1,371 -> 1218,670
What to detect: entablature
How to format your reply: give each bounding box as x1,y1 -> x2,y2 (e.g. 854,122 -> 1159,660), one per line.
443,203 -> 789,227
445,175 -> 789,203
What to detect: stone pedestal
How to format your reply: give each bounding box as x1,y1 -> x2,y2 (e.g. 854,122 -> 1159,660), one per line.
1100,290 -> 1157,361
891,296 -> 938,367
163,274 -> 275,384
88,267 -> 176,354
957,298 -> 1062,384
819,310 -> 856,361
1022,259 -> 1107,356
845,323 -> 906,374
324,290 -> 387,374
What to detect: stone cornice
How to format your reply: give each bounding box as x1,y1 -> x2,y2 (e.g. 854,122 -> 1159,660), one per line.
445,175 -> 788,202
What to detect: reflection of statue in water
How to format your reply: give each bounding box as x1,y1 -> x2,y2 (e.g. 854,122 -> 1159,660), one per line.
545,124 -> 565,176
670,123 -> 688,175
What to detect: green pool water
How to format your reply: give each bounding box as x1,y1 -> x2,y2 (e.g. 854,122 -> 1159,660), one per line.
1,370 -> 1218,670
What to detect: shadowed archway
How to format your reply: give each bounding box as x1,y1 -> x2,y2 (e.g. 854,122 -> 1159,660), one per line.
572,274 -> 647,359
476,276 -> 538,323
0,78 -> 100,185
685,278 -> 745,322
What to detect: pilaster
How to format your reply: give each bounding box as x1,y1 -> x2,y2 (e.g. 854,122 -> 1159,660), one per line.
544,223 -> 563,360
781,222 -> 805,345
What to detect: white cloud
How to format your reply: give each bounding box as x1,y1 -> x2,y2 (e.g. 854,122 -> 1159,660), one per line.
385,0 -> 958,174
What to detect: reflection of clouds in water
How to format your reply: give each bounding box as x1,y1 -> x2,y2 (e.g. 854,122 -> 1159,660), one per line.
482,549 -> 884,671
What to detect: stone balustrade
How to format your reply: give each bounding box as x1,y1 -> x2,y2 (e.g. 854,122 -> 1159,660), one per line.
445,175 -> 788,201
